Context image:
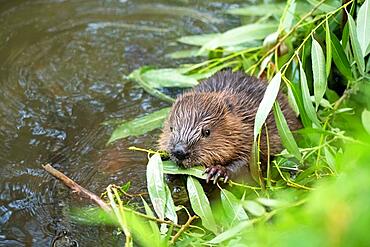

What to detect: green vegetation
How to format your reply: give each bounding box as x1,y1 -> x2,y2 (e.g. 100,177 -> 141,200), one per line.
96,0 -> 370,246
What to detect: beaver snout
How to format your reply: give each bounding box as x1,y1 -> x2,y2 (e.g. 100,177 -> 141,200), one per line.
171,143 -> 190,162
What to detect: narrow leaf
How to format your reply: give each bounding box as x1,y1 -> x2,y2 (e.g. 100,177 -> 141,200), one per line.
243,200 -> 266,217
361,109 -> 370,135
311,37 -> 327,109
357,0 -> 370,56
348,13 -> 365,73
256,198 -> 285,208
325,19 -> 332,77
177,33 -> 220,46
324,147 -> 336,172
164,185 -> 178,224
108,108 -> 170,144
142,197 -> 161,237
128,68 -> 175,103
227,3 -> 285,16
187,176 -> 217,233
273,102 -> 302,160
202,23 -> 278,50
331,32 -> 352,80
307,0 -> 340,12
141,68 -> 198,88
220,189 -> 248,226
163,161 -> 206,179
254,71 -> 281,140
146,153 -> 166,220
208,220 -> 252,244
279,0 -> 296,32
299,61 -> 321,127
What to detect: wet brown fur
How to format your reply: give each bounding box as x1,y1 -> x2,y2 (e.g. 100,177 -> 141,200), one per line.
158,70 -> 301,177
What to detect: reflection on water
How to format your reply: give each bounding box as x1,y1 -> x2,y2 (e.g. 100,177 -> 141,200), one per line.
0,0 -> 242,246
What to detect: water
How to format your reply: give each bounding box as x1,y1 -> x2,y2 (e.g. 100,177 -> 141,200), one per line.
0,0 -> 245,246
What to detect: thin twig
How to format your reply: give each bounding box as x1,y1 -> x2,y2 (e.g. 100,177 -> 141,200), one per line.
42,163 -> 112,213
171,215 -> 199,245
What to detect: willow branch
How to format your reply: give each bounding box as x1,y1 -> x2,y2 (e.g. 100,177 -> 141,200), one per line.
42,163 -> 112,213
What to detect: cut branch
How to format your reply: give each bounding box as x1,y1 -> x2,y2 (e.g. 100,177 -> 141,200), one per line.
42,163 -> 111,213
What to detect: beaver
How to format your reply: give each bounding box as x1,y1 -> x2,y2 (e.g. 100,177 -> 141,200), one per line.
158,70 -> 301,183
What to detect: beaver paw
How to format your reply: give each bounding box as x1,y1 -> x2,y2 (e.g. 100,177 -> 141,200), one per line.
204,165 -> 229,184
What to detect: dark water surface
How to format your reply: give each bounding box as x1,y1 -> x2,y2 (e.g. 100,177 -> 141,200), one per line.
0,0 -> 244,246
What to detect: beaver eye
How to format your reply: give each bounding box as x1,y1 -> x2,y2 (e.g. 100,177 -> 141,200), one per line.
202,129 -> 211,138
170,127 -> 173,132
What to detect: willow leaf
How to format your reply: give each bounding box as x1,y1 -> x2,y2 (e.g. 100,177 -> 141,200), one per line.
273,102 -> 302,160
164,185 -> 178,224
348,14 -> 365,73
163,161 -> 206,179
254,71 -> 281,140
311,37 -> 327,109
108,107 -> 170,144
357,0 -> 370,56
202,23 -> 277,50
208,220 -> 252,244
187,176 -> 217,234
325,19 -> 332,77
243,200 -> 266,217
220,189 -> 248,226
299,61 -> 321,127
128,68 -> 175,103
141,68 -> 198,88
330,32 -> 352,80
146,153 -> 166,220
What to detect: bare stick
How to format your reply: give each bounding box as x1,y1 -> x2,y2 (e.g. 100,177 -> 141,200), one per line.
42,163 -> 111,213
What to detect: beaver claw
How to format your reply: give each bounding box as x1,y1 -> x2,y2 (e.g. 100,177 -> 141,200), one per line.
204,165 -> 229,184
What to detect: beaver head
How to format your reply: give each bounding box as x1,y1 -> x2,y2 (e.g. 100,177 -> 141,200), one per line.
158,92 -> 247,168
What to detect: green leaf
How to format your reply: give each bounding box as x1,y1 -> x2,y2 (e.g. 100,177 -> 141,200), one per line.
220,189 -> 249,226
243,200 -> 266,216
130,67 -> 197,88
299,61 -> 321,127
227,3 -> 285,16
361,109 -> 370,135
342,22 -> 350,50
177,33 -> 220,46
279,0 -> 296,32
273,102 -> 302,160
287,86 -> 300,116
187,176 -> 217,233
256,198 -> 285,208
348,13 -> 365,73
307,0 -> 340,12
142,197 -> 161,237
108,107 -> 171,144
163,161 -> 206,179
164,185 -> 178,224
140,68 -> 198,88
125,210 -> 164,247
202,23 -> 278,50
311,37 -> 327,109
324,147 -> 336,172
128,68 -> 175,103
325,19 -> 332,77
330,32 -> 352,80
254,71 -> 281,140
208,220 -> 252,244
357,0 -> 370,56
146,153 -> 166,220
167,49 -> 207,59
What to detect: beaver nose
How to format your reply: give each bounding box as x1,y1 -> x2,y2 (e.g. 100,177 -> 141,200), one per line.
172,143 -> 189,161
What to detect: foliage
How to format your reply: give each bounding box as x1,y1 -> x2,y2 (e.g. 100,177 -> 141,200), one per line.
99,0 -> 370,246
